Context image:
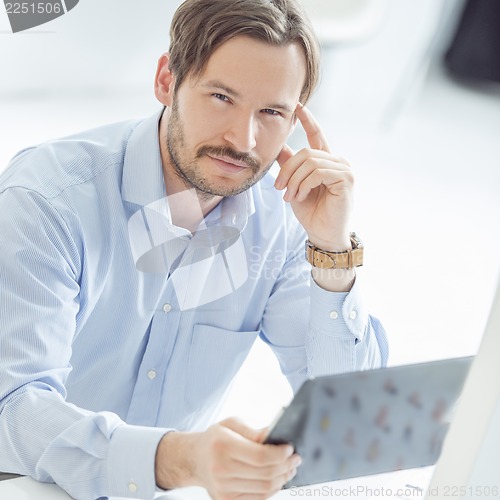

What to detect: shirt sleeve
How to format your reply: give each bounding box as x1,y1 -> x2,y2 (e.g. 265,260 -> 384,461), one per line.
259,212 -> 388,393
0,187 -> 168,500
307,276 -> 389,378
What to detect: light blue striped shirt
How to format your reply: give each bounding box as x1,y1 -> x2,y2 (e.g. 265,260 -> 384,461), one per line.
0,110 -> 388,499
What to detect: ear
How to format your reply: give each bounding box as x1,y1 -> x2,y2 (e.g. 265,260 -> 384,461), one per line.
154,53 -> 176,107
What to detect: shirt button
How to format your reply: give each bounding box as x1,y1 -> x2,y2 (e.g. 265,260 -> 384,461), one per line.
329,311 -> 339,320
162,303 -> 172,313
147,369 -> 157,380
349,310 -> 357,320
128,482 -> 138,493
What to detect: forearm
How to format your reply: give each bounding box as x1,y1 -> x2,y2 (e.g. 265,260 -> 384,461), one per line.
0,387 -> 167,499
311,267 -> 356,292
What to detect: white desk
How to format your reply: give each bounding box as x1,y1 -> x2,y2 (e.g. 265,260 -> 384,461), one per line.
0,467 -> 434,499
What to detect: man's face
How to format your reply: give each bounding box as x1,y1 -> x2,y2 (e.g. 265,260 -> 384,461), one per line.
165,35 -> 306,198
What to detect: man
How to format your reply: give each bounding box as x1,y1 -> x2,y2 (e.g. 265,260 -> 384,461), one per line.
0,0 -> 388,498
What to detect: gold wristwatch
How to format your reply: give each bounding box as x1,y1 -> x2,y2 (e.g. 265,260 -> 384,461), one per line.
305,232 -> 364,269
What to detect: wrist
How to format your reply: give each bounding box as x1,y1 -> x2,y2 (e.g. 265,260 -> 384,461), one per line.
312,267 -> 356,292
307,234 -> 351,252
155,431 -> 200,490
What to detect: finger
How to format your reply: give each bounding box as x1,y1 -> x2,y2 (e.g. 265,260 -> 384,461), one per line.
224,453 -> 301,480
283,157 -> 352,202
220,417 -> 267,443
276,144 -> 294,169
295,102 -> 331,153
219,419 -> 294,465
275,144 -> 294,191
276,148 -> 349,191
230,439 -> 294,467
293,168 -> 354,203
254,426 -> 271,444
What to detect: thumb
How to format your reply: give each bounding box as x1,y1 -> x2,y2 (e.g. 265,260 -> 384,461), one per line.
276,144 -> 294,168
219,417 -> 266,443
254,426 -> 271,444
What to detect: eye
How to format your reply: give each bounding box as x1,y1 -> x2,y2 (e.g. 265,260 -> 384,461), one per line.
262,108 -> 281,116
213,93 -> 230,102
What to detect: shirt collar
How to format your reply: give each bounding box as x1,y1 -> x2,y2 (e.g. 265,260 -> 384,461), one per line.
122,108 -> 166,208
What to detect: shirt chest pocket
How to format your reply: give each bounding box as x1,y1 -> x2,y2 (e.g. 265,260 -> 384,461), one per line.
184,324 -> 259,413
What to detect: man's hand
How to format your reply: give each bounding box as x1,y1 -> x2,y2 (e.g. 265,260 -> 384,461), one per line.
155,417 -> 301,499
275,103 -> 353,253
275,103 -> 356,292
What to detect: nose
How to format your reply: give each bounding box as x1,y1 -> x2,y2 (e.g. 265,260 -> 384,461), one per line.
223,112 -> 257,153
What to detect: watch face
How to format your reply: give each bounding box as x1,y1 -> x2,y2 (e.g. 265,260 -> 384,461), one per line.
349,232 -> 363,249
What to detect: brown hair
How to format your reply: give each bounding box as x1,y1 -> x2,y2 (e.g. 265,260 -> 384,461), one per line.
168,0 -> 320,103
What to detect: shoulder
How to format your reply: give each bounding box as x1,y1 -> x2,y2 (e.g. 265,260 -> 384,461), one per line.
0,117 -> 142,199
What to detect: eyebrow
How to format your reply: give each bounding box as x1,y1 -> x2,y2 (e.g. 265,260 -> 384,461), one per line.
201,79 -> 294,114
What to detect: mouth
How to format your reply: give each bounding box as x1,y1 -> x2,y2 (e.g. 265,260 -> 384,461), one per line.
207,154 -> 250,173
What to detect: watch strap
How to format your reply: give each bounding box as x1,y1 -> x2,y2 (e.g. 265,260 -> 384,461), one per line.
305,232 -> 364,269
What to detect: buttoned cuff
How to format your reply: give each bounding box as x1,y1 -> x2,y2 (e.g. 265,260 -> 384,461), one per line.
107,423 -> 172,499
309,275 -> 369,342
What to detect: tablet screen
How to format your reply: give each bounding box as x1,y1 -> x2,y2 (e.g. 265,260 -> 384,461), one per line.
265,357 -> 473,488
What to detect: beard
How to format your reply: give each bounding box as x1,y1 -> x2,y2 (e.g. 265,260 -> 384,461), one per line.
165,98 -> 275,200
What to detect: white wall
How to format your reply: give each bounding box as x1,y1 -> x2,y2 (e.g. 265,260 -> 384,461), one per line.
0,0 -> 177,94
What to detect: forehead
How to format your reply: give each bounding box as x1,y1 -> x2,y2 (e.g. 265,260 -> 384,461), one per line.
191,36 -> 307,106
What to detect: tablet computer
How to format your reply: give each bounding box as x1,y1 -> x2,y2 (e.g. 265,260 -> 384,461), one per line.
264,356 -> 473,488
